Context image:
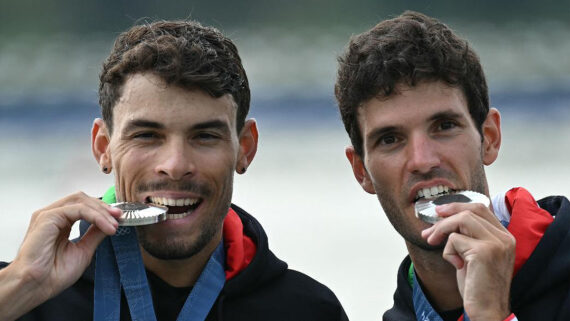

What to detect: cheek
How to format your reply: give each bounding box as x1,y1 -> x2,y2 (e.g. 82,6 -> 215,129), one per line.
112,148 -> 156,199
113,143 -> 158,169
204,153 -> 236,182
366,153 -> 400,186
458,139 -> 484,173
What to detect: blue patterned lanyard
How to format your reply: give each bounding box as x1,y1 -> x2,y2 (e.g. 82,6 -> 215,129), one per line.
410,265 -> 471,321
93,187 -> 226,321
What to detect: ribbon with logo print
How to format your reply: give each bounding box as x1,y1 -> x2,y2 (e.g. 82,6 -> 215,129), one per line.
411,266 -> 471,321
91,186 -> 226,321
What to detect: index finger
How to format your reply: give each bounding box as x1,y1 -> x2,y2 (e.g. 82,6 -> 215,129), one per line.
31,192 -> 122,223
424,209 -> 503,246
436,202 -> 503,229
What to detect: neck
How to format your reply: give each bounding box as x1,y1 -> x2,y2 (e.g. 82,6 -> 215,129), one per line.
407,242 -> 463,312
141,232 -> 222,288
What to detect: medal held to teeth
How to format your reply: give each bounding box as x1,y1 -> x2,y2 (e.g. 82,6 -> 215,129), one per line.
415,191 -> 490,224
112,202 -> 168,226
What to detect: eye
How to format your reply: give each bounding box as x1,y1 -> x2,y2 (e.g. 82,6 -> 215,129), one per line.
194,132 -> 221,142
133,131 -> 158,139
379,134 -> 399,146
437,120 -> 458,131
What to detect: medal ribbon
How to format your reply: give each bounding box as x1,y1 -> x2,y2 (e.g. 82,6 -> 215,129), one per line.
411,267 -> 471,321
90,186 -> 226,321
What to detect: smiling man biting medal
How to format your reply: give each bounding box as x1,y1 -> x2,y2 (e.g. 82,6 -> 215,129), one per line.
0,20 -> 348,321
335,10 -> 570,321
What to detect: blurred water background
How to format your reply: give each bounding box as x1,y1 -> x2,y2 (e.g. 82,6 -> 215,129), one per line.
1,1 -> 570,320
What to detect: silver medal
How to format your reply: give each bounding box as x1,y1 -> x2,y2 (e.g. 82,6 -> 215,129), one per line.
111,202 -> 168,226
414,190 -> 490,224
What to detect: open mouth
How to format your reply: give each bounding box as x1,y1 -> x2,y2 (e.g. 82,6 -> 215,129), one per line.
413,185 -> 457,203
146,196 -> 202,220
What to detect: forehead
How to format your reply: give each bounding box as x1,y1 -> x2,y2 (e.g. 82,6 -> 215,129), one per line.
357,81 -> 471,130
113,73 -> 236,129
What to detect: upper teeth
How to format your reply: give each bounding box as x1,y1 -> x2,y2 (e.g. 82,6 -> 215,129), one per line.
417,185 -> 450,200
149,197 -> 199,206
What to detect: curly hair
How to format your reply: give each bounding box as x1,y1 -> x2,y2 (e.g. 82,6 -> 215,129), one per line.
335,11 -> 488,157
99,20 -> 250,134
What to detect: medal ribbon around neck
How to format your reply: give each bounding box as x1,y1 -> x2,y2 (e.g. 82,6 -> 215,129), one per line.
91,186 -> 226,321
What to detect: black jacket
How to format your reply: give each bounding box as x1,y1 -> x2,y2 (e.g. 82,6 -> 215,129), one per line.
2,204 -> 349,321
384,196 -> 570,321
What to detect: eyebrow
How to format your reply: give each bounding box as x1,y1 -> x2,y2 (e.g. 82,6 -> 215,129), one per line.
121,118 -> 231,135
122,119 -> 164,135
427,110 -> 465,122
191,120 -> 231,133
364,109 -> 466,143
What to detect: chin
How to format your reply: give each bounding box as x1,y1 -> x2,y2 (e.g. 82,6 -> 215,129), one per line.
138,223 -> 219,261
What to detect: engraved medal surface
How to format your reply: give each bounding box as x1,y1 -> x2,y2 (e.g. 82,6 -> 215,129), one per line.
414,190 -> 490,224
111,202 -> 168,226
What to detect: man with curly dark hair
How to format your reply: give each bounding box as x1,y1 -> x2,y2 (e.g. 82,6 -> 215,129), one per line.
0,20 -> 348,321
336,11 -> 570,321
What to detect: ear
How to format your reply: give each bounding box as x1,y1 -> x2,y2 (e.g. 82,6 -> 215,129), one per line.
236,119 -> 258,174
481,108 -> 502,165
345,146 -> 375,194
92,118 -> 112,171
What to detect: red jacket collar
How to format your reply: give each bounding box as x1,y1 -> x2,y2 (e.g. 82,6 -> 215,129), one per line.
505,187 -> 554,275
222,208 -> 257,280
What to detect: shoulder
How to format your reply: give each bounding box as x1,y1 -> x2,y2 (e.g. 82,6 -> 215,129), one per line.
221,268 -> 348,321
538,195 -> 570,217
280,269 -> 343,302
224,205 -> 348,319
223,267 -> 348,320
280,269 -> 349,319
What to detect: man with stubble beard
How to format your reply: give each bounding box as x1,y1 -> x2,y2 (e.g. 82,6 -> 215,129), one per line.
0,20 -> 348,321
335,11 -> 570,321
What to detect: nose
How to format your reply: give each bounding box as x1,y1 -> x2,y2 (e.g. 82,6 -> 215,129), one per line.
405,133 -> 441,174
154,138 -> 195,180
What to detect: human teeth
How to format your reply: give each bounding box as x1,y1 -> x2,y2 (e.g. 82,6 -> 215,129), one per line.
416,185 -> 452,201
430,186 -> 439,195
149,197 -> 199,206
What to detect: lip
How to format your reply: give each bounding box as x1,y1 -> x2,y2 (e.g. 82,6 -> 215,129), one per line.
408,179 -> 457,203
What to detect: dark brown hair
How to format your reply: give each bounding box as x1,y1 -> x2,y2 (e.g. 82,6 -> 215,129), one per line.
99,20 -> 250,134
335,11 -> 488,157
